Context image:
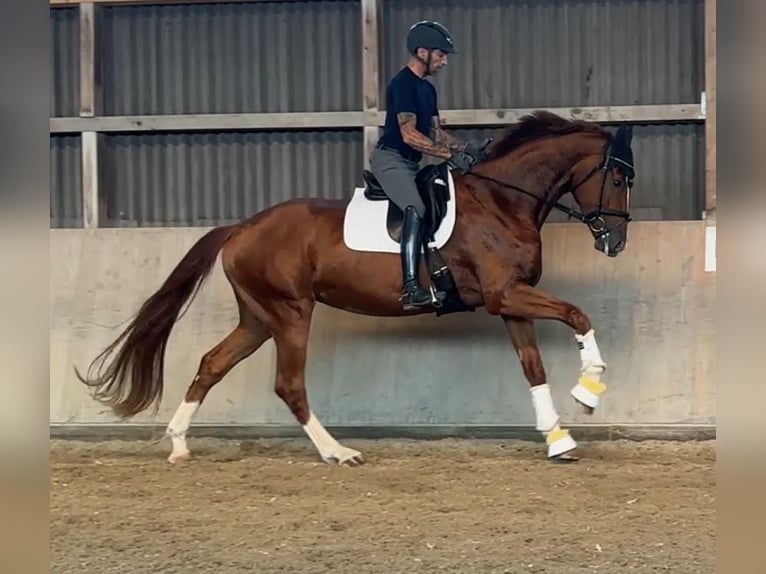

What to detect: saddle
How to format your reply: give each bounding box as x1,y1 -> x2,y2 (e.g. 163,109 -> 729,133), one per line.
362,163 -> 451,244
361,162 -> 474,317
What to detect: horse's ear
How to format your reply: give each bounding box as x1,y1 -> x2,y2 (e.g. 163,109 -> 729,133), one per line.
623,124 -> 633,146
613,124 -> 633,151
613,124 -> 625,145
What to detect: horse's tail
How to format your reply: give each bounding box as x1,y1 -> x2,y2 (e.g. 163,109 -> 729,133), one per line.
75,224 -> 237,419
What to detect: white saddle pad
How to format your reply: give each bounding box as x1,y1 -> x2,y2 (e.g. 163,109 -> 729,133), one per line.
343,170 -> 457,254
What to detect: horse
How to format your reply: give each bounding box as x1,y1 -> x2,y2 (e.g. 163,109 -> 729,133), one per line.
75,110 -> 635,465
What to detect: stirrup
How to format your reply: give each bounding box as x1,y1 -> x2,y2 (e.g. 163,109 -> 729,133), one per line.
429,283 -> 447,308
400,281 -> 432,309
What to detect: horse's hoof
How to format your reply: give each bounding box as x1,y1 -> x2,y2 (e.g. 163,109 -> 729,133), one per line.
325,446 -> 365,467
168,450 -> 192,464
574,397 -> 595,415
550,452 -> 580,464
547,428 -> 579,462
339,454 -> 365,467
570,378 -> 604,414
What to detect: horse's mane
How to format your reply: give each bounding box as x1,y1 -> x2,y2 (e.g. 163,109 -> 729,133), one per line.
483,111 -> 611,160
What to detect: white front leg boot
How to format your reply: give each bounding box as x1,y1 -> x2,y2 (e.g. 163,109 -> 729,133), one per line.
531,384 -> 577,458
571,329 -> 608,410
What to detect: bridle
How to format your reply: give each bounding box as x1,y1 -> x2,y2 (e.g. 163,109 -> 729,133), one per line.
459,141 -> 635,240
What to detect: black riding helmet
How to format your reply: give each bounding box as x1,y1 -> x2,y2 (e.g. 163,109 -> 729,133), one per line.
406,20 -> 456,55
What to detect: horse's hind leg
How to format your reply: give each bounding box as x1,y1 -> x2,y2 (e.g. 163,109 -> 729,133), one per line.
270,301 -> 364,466
166,302 -> 272,463
505,316 -> 577,461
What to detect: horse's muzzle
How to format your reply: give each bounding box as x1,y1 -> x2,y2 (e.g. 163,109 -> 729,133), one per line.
594,234 -> 625,257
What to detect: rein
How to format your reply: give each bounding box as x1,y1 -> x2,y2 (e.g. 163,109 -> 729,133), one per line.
461,167 -> 593,223
457,146 -> 634,238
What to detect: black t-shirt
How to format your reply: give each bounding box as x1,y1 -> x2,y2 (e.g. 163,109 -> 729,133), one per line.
377,66 -> 438,163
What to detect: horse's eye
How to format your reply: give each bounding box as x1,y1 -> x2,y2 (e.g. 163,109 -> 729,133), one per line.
612,179 -> 623,188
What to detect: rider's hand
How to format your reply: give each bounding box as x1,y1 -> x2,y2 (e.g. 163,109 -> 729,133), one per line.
447,150 -> 476,174
463,138 -> 493,161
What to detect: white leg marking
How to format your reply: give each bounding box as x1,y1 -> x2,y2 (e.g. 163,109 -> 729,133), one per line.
302,411 -> 363,465
166,400 -> 199,463
530,384 -> 576,458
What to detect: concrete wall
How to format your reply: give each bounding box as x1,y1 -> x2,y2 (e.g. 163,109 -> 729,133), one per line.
50,221 -> 715,430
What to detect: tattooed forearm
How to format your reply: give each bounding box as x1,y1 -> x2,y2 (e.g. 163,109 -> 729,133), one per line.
431,116 -> 466,152
397,112 -> 454,159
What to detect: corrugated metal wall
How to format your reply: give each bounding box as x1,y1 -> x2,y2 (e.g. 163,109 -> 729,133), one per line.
51,136 -> 83,228
382,0 -> 704,108
101,129 -> 363,227
97,122 -> 702,226
101,0 -> 362,115
50,8 -> 79,117
50,0 -> 705,116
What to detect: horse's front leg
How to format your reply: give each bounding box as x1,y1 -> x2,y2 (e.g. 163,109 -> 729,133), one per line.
488,282 -> 608,414
504,316 -> 578,460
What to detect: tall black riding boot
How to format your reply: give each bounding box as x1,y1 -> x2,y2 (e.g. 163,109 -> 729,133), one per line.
400,206 -> 433,310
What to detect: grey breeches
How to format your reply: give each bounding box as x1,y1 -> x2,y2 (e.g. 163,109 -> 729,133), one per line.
368,147 -> 425,218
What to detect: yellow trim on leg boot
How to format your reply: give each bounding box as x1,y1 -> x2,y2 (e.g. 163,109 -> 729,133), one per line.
546,427 -> 569,445
578,375 -> 606,396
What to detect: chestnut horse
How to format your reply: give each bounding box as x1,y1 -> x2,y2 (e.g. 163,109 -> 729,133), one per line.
76,111 -> 635,464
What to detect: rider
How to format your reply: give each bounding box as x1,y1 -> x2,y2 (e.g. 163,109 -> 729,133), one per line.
369,20 -> 489,310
